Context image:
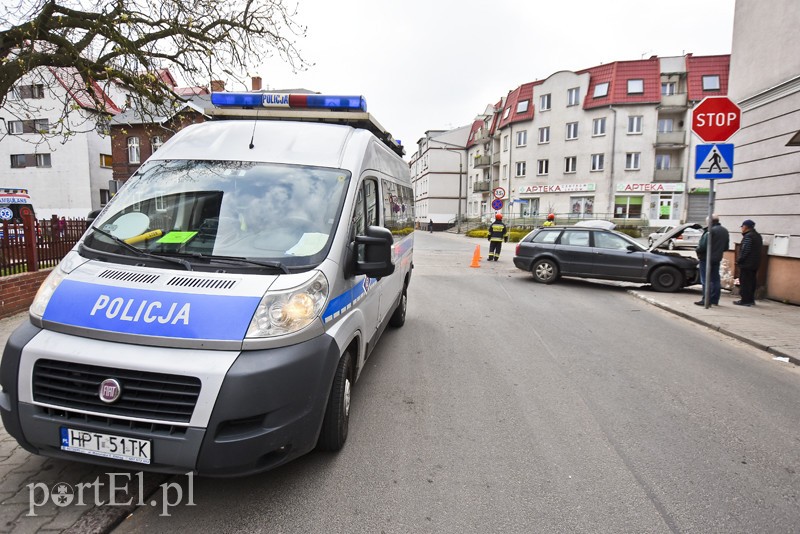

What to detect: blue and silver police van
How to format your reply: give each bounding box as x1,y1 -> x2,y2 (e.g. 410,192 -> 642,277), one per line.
0,93 -> 414,476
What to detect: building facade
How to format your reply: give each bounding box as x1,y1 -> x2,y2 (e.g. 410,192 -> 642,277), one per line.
1,67 -> 121,218
719,0 -> 800,303
463,54 -> 730,227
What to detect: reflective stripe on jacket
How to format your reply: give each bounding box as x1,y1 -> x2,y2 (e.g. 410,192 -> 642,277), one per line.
489,221 -> 508,242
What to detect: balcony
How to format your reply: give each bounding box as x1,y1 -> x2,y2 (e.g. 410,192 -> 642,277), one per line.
660,92 -> 688,109
655,130 -> 686,146
474,155 -> 491,168
473,129 -> 492,145
473,180 -> 490,192
653,167 -> 683,182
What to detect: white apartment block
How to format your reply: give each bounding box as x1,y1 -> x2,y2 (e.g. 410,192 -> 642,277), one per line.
1,68 -> 121,219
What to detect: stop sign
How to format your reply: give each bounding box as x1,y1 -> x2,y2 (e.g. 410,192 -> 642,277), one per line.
692,96 -> 741,142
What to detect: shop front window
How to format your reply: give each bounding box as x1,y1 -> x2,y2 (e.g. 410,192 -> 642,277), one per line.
614,195 -> 643,219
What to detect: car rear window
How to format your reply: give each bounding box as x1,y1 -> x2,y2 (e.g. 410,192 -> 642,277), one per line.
531,229 -> 561,244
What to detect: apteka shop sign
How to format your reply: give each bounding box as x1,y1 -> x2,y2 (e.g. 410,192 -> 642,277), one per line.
616,183 -> 685,193
518,183 -> 596,194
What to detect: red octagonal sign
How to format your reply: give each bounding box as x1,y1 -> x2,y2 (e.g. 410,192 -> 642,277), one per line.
692,96 -> 741,143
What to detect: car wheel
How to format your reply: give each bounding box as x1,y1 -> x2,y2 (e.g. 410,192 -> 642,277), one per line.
667,240 -> 675,250
317,350 -> 353,451
532,258 -> 559,284
650,265 -> 683,292
388,284 -> 407,328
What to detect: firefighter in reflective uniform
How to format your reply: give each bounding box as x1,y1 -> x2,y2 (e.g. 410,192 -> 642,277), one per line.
543,213 -> 556,227
487,213 -> 509,261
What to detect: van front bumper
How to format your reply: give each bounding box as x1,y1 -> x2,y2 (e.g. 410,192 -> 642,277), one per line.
1,325 -> 341,477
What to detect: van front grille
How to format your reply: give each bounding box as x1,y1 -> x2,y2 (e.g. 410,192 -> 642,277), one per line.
32,359 -> 201,423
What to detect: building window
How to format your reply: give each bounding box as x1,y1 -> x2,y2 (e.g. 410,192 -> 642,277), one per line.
538,126 -> 550,144
661,82 -> 676,96
591,153 -> 604,171
127,137 -> 141,164
702,75 -> 721,91
516,130 -> 527,147
537,159 -> 549,176
8,121 -> 23,134
656,154 -> 671,170
17,84 -> 45,99
592,117 -> 606,136
657,119 -> 674,133
539,93 -> 551,111
567,87 -> 580,106
34,119 -> 50,133
10,155 -> 26,168
571,197 -> 594,217
100,154 -> 113,168
100,189 -> 112,205
151,136 -> 164,153
593,82 -> 609,98
502,164 -> 508,180
503,107 -> 511,119
516,100 -> 529,113
614,195 -> 643,219
564,156 -> 577,173
625,152 -> 641,170
516,161 -> 526,177
566,122 -> 579,140
628,116 -> 643,134
627,79 -> 644,94
36,153 -> 51,167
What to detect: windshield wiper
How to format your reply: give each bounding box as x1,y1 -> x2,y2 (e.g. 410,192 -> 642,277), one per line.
185,252 -> 291,274
89,227 -> 193,271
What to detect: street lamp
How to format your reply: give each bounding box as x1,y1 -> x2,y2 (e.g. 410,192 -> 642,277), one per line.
430,139 -> 466,234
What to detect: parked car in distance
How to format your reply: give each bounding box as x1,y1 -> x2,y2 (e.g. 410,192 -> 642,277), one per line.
648,224 -> 702,250
513,225 -> 700,292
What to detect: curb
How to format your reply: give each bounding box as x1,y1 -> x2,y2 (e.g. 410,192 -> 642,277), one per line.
627,290 -> 800,367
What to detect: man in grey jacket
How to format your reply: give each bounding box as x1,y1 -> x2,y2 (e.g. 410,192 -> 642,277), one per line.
695,214 -> 730,306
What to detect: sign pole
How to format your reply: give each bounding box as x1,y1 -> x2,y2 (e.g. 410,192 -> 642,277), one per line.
704,180 -> 715,309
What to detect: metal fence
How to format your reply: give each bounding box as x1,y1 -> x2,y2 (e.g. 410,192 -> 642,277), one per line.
0,218 -> 86,277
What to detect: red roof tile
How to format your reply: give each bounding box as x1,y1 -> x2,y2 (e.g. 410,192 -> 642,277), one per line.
686,54 -> 730,101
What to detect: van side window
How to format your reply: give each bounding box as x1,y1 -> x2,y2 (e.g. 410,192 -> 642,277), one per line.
382,179 -> 415,235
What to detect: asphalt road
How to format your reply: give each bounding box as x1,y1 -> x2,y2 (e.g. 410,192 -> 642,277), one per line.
100,231 -> 798,533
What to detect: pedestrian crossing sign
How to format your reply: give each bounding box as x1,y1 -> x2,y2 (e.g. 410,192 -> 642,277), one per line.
695,143 -> 734,179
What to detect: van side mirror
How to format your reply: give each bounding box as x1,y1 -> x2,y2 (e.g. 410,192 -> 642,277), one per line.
353,225 -> 395,279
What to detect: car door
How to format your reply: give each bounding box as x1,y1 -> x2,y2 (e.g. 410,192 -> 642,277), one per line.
592,231 -> 646,281
352,177 -> 382,335
555,229 -> 593,275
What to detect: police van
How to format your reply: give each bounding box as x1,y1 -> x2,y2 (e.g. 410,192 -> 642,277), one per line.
0,93 -> 414,476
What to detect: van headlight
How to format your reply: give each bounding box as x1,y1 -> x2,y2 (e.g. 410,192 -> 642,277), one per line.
246,271 -> 329,338
30,251 -> 85,318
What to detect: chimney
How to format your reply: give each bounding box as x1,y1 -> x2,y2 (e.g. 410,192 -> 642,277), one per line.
210,80 -> 225,92
251,76 -> 263,91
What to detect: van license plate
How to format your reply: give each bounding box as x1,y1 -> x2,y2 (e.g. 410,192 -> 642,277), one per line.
60,427 -> 151,464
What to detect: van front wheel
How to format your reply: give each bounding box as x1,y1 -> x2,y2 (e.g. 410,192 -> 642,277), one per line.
388,286 -> 407,328
317,350 -> 353,451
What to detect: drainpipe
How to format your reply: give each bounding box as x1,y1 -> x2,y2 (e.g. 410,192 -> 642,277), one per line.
608,106 -> 618,217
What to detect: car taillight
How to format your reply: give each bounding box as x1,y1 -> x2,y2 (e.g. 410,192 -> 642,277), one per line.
516,244 -> 521,255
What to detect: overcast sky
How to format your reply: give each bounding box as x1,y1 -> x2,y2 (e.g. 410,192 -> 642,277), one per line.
253,0 -> 735,160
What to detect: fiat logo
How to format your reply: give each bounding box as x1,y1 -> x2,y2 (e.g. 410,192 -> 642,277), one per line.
99,379 -> 122,404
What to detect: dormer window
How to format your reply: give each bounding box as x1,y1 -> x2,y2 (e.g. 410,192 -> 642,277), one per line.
627,79 -> 644,94
593,82 -> 609,98
702,75 -> 721,91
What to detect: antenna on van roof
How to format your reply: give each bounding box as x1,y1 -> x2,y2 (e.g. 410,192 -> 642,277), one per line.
249,110 -> 259,149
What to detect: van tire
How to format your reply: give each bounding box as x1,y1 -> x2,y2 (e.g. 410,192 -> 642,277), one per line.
317,350 -> 353,451
388,286 -> 407,328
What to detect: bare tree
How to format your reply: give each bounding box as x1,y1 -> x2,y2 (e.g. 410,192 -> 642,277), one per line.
0,0 -> 308,137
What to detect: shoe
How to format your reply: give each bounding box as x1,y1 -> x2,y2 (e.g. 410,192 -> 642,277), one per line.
733,300 -> 754,307
694,300 -> 705,306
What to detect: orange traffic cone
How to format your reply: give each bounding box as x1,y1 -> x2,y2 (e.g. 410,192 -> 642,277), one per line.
470,245 -> 481,268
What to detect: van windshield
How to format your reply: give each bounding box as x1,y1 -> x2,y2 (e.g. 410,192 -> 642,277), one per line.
84,160 -> 351,268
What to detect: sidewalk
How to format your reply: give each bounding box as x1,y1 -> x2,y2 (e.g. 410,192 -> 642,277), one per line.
628,286 -> 800,365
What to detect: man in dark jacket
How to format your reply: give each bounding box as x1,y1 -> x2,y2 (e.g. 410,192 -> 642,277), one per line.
734,219 -> 762,306
487,213 -> 509,261
695,215 -> 730,306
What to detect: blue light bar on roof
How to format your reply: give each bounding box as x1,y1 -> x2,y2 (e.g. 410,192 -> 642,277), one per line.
211,92 -> 265,107
211,92 -> 367,112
